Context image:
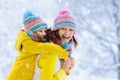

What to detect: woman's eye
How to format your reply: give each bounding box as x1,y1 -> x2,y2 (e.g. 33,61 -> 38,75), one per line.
69,29 -> 73,31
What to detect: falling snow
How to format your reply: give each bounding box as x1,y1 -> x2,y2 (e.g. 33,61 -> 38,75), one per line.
0,0 -> 120,80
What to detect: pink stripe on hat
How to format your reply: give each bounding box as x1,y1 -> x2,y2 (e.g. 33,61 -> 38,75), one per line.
27,22 -> 41,31
25,18 -> 41,27
54,17 -> 74,24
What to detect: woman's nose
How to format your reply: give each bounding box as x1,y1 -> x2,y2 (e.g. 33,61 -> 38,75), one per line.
64,30 -> 70,34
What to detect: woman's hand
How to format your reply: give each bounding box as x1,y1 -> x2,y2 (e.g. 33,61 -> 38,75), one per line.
70,57 -> 75,69
61,57 -> 75,72
60,58 -> 71,72
66,57 -> 75,73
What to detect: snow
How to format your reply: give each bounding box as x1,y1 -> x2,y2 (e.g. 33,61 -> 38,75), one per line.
0,0 -> 120,80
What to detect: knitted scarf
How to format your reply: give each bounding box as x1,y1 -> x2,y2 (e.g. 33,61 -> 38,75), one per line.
26,31 -> 33,39
54,39 -> 73,57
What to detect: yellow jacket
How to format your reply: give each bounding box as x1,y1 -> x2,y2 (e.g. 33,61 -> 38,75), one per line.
6,30 -> 68,80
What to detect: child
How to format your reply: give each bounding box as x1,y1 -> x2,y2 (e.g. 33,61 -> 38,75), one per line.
6,11 -> 70,80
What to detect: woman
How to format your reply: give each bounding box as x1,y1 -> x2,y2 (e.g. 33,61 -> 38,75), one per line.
33,9 -> 78,80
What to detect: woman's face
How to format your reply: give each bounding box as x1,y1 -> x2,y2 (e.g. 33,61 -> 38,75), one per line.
35,27 -> 47,40
58,27 -> 74,43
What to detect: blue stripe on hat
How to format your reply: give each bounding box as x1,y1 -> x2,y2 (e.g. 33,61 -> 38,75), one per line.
30,23 -> 48,31
53,21 -> 76,30
23,16 -> 39,25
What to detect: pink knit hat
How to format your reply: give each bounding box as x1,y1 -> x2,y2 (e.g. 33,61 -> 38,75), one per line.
53,9 -> 76,32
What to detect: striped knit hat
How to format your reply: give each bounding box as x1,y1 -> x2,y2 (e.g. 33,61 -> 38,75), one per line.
53,9 -> 76,32
23,11 -> 48,32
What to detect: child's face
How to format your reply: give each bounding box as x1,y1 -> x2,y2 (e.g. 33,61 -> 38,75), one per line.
35,27 -> 47,40
58,27 -> 74,43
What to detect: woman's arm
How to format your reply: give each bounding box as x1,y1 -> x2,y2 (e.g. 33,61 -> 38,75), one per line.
37,55 -> 67,80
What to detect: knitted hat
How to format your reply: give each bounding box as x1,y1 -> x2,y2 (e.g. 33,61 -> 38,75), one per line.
53,9 -> 76,32
23,11 -> 48,32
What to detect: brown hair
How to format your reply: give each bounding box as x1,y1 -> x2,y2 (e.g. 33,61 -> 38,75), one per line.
45,29 -> 78,47
33,31 -> 44,42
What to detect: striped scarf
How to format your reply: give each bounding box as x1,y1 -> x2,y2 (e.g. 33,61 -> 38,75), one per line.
54,39 -> 73,57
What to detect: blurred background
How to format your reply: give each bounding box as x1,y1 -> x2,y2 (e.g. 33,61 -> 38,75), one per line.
0,0 -> 120,80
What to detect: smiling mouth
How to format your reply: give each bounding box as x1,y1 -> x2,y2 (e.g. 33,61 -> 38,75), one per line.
62,35 -> 70,39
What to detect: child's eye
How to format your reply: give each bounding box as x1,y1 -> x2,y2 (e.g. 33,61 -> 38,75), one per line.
61,28 -> 65,30
39,30 -> 42,32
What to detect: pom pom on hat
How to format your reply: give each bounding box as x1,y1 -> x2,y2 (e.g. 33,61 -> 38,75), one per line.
23,10 -> 34,19
58,9 -> 71,15
23,10 -> 48,32
53,9 -> 76,32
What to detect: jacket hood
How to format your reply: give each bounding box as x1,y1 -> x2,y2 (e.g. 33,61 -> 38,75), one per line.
15,30 -> 31,52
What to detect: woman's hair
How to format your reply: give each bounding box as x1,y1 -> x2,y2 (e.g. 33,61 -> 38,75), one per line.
45,29 -> 78,47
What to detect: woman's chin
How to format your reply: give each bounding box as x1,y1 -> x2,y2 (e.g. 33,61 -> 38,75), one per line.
62,40 -> 70,43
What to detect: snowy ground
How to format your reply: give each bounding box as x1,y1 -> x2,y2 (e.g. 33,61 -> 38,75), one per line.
0,0 -> 120,80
